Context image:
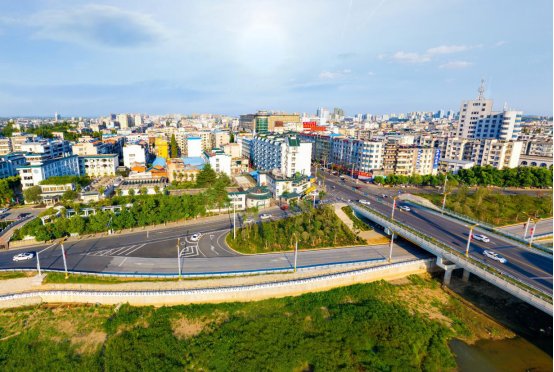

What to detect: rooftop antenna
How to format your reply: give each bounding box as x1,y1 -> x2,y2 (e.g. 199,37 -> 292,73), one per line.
503,102 -> 507,112
477,75 -> 486,100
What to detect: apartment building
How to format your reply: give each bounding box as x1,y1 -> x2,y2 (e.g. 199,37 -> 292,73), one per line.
0,154 -> 26,179
204,148 -> 231,176
18,155 -> 81,189
466,139 -> 523,169
79,154 -> 119,178
0,138 -> 12,155
251,135 -> 312,177
222,143 -> 242,158
123,144 -> 148,168
72,141 -> 112,156
212,131 -> 230,148
155,137 -> 169,159
521,141 -> 553,158
20,139 -> 71,160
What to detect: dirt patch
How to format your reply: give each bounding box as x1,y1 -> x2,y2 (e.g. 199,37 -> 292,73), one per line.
364,236 -> 391,245
172,318 -> 205,339
72,331 -> 107,354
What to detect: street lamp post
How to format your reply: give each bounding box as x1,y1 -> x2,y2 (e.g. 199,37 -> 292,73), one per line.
441,192 -> 450,215
529,219 -> 540,247
177,237 -> 181,280
523,217 -> 531,239
233,198 -> 236,240
60,241 -> 69,279
388,229 -> 395,263
391,196 -> 398,220
465,224 -> 479,257
291,233 -> 298,273
36,251 -> 41,276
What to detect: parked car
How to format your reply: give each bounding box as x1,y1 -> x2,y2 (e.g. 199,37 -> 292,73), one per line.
358,199 -> 370,205
17,213 -> 30,219
398,206 -> 411,212
382,194 -> 388,198
482,250 -> 506,263
281,205 -> 289,210
0,208 -> 9,214
260,213 -> 272,220
244,217 -> 254,224
13,252 -> 35,261
473,234 -> 490,243
190,233 -> 202,242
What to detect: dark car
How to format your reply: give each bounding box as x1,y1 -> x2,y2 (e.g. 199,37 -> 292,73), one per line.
354,186 -> 361,190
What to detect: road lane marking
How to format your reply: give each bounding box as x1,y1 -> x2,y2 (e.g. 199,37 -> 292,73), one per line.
124,244 -> 146,256
118,257 -> 128,267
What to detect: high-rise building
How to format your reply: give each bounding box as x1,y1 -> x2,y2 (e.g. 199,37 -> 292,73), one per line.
54,111 -> 59,121
254,110 -> 269,134
457,77 -> 523,140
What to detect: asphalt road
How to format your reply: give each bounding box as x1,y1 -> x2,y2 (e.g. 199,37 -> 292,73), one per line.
320,170 -> 553,296
498,218 -> 553,238
0,205 -> 428,275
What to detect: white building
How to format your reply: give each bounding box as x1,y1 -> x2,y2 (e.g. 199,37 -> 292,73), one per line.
123,144 -> 147,168
20,139 -> 71,160
187,137 -> 202,157
204,148 -> 231,176
79,154 -> 119,178
251,135 -> 312,177
18,155 -> 81,190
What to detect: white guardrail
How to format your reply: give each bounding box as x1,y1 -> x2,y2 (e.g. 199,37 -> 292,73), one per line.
349,203 -> 553,316
0,258 -> 431,302
0,257 -> 387,279
404,200 -> 553,255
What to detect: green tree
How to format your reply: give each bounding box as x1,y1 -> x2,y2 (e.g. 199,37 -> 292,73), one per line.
170,134 -> 178,158
196,163 -> 217,188
229,132 -> 235,143
23,186 -> 42,204
62,190 -> 79,201
98,186 -> 105,196
373,176 -> 384,185
128,189 -> 135,197
34,225 -> 52,242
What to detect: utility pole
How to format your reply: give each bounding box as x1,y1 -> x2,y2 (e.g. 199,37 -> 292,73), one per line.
36,251 -> 41,276
233,198 -> 236,239
441,175 -> 448,215
292,233 -> 298,273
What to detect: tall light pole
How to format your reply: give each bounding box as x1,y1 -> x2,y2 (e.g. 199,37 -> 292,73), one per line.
36,251 -> 41,276
391,196 -> 398,220
441,192 -> 450,215
60,240 -> 69,279
523,217 -> 531,239
291,233 -> 298,273
465,224 -> 479,257
529,219 -> 540,247
177,237 -> 182,280
388,229 -> 395,263
233,197 -> 236,240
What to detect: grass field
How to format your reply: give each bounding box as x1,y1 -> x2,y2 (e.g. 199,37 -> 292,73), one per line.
0,273 -> 514,371
416,187 -> 553,226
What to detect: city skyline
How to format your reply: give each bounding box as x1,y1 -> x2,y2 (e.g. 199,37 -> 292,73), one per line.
0,0 -> 552,117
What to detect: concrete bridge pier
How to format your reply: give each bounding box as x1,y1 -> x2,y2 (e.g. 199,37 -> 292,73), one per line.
436,257 -> 457,285
462,269 -> 471,282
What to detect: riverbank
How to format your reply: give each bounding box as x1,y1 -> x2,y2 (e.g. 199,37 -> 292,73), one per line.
0,272 -> 516,370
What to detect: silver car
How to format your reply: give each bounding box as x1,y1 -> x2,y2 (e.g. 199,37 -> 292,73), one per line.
482,250 -> 506,264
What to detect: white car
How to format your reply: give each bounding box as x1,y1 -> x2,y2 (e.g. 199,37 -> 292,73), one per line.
358,199 -> 370,205
399,206 -> 411,212
260,214 -> 272,220
473,234 -> 490,243
13,252 -> 35,262
0,208 -> 9,214
190,233 -> 202,242
244,217 -> 254,224
482,250 -> 506,263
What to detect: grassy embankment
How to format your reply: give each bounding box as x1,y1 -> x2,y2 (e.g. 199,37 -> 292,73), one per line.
0,273 -> 513,371
227,205 -> 364,254
416,187 -> 553,226
341,206 -> 373,231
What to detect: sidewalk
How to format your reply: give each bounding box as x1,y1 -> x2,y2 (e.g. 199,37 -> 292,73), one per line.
333,203 -> 389,244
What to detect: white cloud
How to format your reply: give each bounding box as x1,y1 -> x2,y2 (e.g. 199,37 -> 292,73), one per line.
22,4 -> 169,49
445,78 -> 455,83
426,44 -> 481,55
439,61 -> 473,69
391,52 -> 431,63
378,53 -> 387,60
318,69 -> 352,79
368,72 -> 375,75
495,40 -> 508,46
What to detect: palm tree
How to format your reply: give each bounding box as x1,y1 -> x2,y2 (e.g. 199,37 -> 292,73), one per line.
140,187 -> 148,196
154,185 -> 160,195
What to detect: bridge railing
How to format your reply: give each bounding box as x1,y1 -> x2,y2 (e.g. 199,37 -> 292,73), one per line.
404,200 -> 552,255
349,202 -> 553,315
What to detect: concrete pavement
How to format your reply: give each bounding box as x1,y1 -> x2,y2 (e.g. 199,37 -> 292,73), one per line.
498,218 -> 553,239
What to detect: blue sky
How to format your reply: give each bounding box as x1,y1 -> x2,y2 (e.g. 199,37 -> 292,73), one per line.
0,0 -> 552,117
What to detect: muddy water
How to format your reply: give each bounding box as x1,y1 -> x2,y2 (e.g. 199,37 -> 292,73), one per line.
450,337 -> 553,372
